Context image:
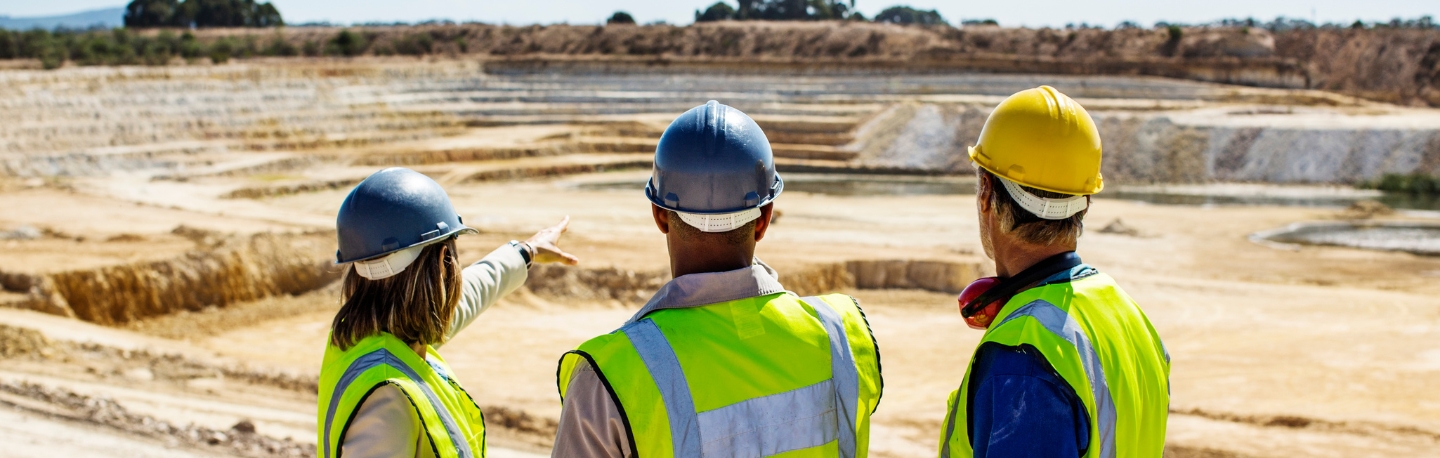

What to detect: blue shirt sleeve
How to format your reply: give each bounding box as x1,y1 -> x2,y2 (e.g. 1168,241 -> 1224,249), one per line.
967,342 -> 1090,458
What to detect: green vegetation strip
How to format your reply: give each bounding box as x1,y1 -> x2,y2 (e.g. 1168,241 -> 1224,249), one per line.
1360,173 -> 1440,196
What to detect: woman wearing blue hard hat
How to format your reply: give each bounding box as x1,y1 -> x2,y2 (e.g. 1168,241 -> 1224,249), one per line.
317,167 -> 578,458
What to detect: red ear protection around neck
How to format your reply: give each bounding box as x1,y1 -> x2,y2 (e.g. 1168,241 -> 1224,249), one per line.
958,252 -> 1084,330
958,277 -> 1004,329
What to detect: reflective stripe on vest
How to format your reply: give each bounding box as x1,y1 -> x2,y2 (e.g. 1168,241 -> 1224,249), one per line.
997,299 -> 1116,458
621,296 -> 862,457
321,348 -> 474,458
937,300 -> 1116,458
801,296 -> 860,458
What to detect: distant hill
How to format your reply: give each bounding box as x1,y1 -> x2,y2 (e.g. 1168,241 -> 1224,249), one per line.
0,7 -> 124,30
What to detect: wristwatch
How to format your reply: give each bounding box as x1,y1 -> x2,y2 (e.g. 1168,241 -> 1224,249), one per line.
509,240 -> 533,267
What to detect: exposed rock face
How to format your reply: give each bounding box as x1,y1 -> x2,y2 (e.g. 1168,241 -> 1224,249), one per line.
162,22 -> 1440,107
847,103 -> 1440,184
1095,116 -> 1440,184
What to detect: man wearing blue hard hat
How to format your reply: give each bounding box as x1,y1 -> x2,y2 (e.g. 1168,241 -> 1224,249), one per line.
318,167 -> 578,458
552,101 -> 884,457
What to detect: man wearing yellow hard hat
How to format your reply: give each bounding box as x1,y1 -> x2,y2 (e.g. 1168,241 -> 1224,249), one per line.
939,86 -> 1170,458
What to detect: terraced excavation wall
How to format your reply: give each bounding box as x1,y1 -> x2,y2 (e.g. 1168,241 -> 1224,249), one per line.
1,233 -> 340,325
840,103 -> 1440,182
150,22 -> 1439,106
849,103 -> 1440,184
1099,117 -> 1440,184
4,61 -> 1437,184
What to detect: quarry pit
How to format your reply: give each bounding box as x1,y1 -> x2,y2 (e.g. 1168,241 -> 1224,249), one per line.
1,59 -> 1439,457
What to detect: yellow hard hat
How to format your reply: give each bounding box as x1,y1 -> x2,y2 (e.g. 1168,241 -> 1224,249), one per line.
968,86 -> 1104,195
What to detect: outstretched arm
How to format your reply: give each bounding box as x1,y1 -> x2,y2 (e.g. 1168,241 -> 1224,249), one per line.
443,217 -> 580,344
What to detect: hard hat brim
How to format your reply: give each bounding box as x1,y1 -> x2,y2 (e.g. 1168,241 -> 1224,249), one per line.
644,174 -> 785,214
336,226 -> 478,265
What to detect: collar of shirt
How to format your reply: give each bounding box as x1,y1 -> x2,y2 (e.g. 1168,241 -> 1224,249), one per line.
624,258 -> 789,325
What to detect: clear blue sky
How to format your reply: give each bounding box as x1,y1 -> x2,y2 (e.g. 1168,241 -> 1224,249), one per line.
2,0 -> 1436,27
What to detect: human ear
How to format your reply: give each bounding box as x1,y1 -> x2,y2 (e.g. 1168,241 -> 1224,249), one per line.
753,204 -> 774,242
976,173 -> 993,214
652,205 -> 671,234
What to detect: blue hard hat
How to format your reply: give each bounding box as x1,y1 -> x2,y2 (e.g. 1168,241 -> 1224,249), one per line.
335,168 -> 477,263
645,100 -> 783,214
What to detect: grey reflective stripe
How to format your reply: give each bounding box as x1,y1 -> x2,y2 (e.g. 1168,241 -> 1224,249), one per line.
997,300 -> 1118,458
802,296 -> 860,458
938,393 -> 961,458
624,299 -> 863,457
622,319 -> 702,457
696,379 -> 839,457
322,348 -> 474,458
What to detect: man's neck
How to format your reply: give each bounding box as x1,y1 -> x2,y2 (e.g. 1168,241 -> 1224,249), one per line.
670,252 -> 753,278
662,239 -> 754,279
991,240 -> 1076,279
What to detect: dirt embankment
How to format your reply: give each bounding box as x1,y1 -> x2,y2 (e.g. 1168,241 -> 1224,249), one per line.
524,258 -> 988,304
177,22 -> 1440,106
0,228 -> 340,326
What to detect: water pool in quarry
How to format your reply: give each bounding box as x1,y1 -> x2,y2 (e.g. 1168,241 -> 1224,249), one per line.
578,173 -> 1440,211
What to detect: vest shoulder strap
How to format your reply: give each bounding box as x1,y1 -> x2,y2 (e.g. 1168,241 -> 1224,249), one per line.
983,292 -> 1118,458
799,295 -> 863,458
322,346 -> 477,458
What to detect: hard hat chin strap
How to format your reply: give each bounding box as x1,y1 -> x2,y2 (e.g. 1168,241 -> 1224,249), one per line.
676,207 -> 763,233
999,177 -> 1089,220
353,245 -> 425,280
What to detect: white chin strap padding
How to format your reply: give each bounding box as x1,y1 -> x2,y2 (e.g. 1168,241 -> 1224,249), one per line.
677,207 -> 763,233
353,245 -> 425,280
1000,177 -> 1089,220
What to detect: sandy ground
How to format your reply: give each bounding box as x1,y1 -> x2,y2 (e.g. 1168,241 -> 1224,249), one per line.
0,408 -> 214,458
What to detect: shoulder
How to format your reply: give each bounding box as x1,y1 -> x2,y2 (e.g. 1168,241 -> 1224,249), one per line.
342,384 -> 422,456
570,324 -> 641,357
972,343 -> 1063,380
967,343 -> 1084,416
358,384 -> 420,418
796,293 -> 872,325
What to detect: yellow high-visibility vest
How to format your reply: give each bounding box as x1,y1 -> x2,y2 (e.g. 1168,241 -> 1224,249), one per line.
559,293 -> 883,457
318,332 -> 487,458
939,268 -> 1170,458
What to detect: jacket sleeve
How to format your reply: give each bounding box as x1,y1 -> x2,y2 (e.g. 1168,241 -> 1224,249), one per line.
341,385 -> 423,458
441,244 -> 529,346
552,359 -> 632,458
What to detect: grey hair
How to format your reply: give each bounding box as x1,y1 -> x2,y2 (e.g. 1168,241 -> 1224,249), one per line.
980,169 -> 1087,246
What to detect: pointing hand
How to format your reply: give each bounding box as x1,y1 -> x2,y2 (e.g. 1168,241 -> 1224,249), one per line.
525,216 -> 580,266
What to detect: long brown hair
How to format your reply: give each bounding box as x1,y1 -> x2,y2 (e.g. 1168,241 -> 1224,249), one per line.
330,238 -> 462,350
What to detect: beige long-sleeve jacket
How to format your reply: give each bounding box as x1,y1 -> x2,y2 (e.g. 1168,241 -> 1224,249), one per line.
339,244 -> 529,458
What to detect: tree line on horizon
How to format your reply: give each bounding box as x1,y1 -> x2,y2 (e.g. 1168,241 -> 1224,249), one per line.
691,1 -> 949,26
124,0 -> 283,28
0,28 -> 297,69
0,7 -> 1436,72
